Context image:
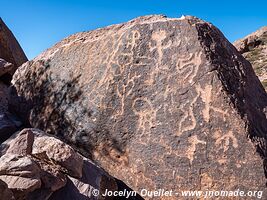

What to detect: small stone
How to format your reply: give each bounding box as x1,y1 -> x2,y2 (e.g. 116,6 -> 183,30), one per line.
6,129 -> 34,155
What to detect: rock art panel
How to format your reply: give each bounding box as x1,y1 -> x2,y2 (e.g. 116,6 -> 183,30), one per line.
12,15 -> 267,198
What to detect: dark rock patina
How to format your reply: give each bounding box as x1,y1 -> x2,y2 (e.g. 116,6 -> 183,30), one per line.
11,15 -> 267,198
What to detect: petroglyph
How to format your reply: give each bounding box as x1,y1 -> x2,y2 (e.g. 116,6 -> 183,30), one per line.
210,106 -> 229,121
188,52 -> 203,84
214,130 -> 239,152
152,30 -> 167,65
127,30 -> 141,50
200,172 -> 213,189
186,135 -> 206,164
115,72 -> 141,117
196,84 -> 212,122
12,15 -> 267,197
132,97 -> 157,135
176,51 -> 203,84
177,90 -> 199,136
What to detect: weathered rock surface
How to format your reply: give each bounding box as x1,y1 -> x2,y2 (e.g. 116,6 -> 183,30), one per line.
0,18 -> 25,141
0,153 -> 42,200
0,179 -> 15,200
50,159 -> 118,200
0,58 -> 15,78
32,130 -> 84,178
0,18 -> 26,142
11,15 -> 267,198
6,129 -> 34,155
0,82 -> 21,143
0,128 -> 119,199
30,151 -> 68,199
234,26 -> 267,89
0,18 -> 27,75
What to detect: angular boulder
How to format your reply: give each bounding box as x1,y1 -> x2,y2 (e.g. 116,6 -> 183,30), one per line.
0,18 -> 27,74
6,129 -> 34,155
0,154 -> 42,200
0,128 -> 119,199
33,152 -> 67,195
31,129 -> 84,178
50,159 -> 118,200
12,15 -> 267,196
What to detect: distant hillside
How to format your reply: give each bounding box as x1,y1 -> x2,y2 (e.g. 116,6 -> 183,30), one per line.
234,27 -> 267,89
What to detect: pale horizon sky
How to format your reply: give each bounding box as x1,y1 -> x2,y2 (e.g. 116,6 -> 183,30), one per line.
1,0 -> 267,59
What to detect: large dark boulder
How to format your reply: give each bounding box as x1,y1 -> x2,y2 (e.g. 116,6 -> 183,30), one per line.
11,15 -> 267,197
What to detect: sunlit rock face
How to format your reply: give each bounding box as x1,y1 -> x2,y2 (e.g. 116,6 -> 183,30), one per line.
12,15 -> 267,197
0,128 -> 118,200
234,26 -> 267,90
0,18 -> 27,76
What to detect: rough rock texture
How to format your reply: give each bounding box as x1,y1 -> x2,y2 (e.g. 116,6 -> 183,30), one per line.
0,179 -> 15,200
0,18 -> 25,142
0,153 -> 42,200
0,82 -> 21,143
50,159 -> 118,200
11,15 -> 267,198
32,130 -> 84,178
6,129 -> 34,155
0,58 -> 15,77
234,26 -> 267,88
0,18 -> 27,75
0,128 -> 118,200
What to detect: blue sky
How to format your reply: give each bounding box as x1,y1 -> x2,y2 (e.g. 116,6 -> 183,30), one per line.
1,0 -> 267,59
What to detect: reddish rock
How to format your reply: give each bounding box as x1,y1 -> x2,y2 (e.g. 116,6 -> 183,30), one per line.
1,128 -> 119,199
31,129 -> 84,178
233,26 -> 267,89
6,129 -> 34,155
50,159 -> 118,200
0,154 -> 42,200
11,15 -> 267,198
0,18 -> 27,74
0,18 -> 25,142
33,151 -> 67,192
